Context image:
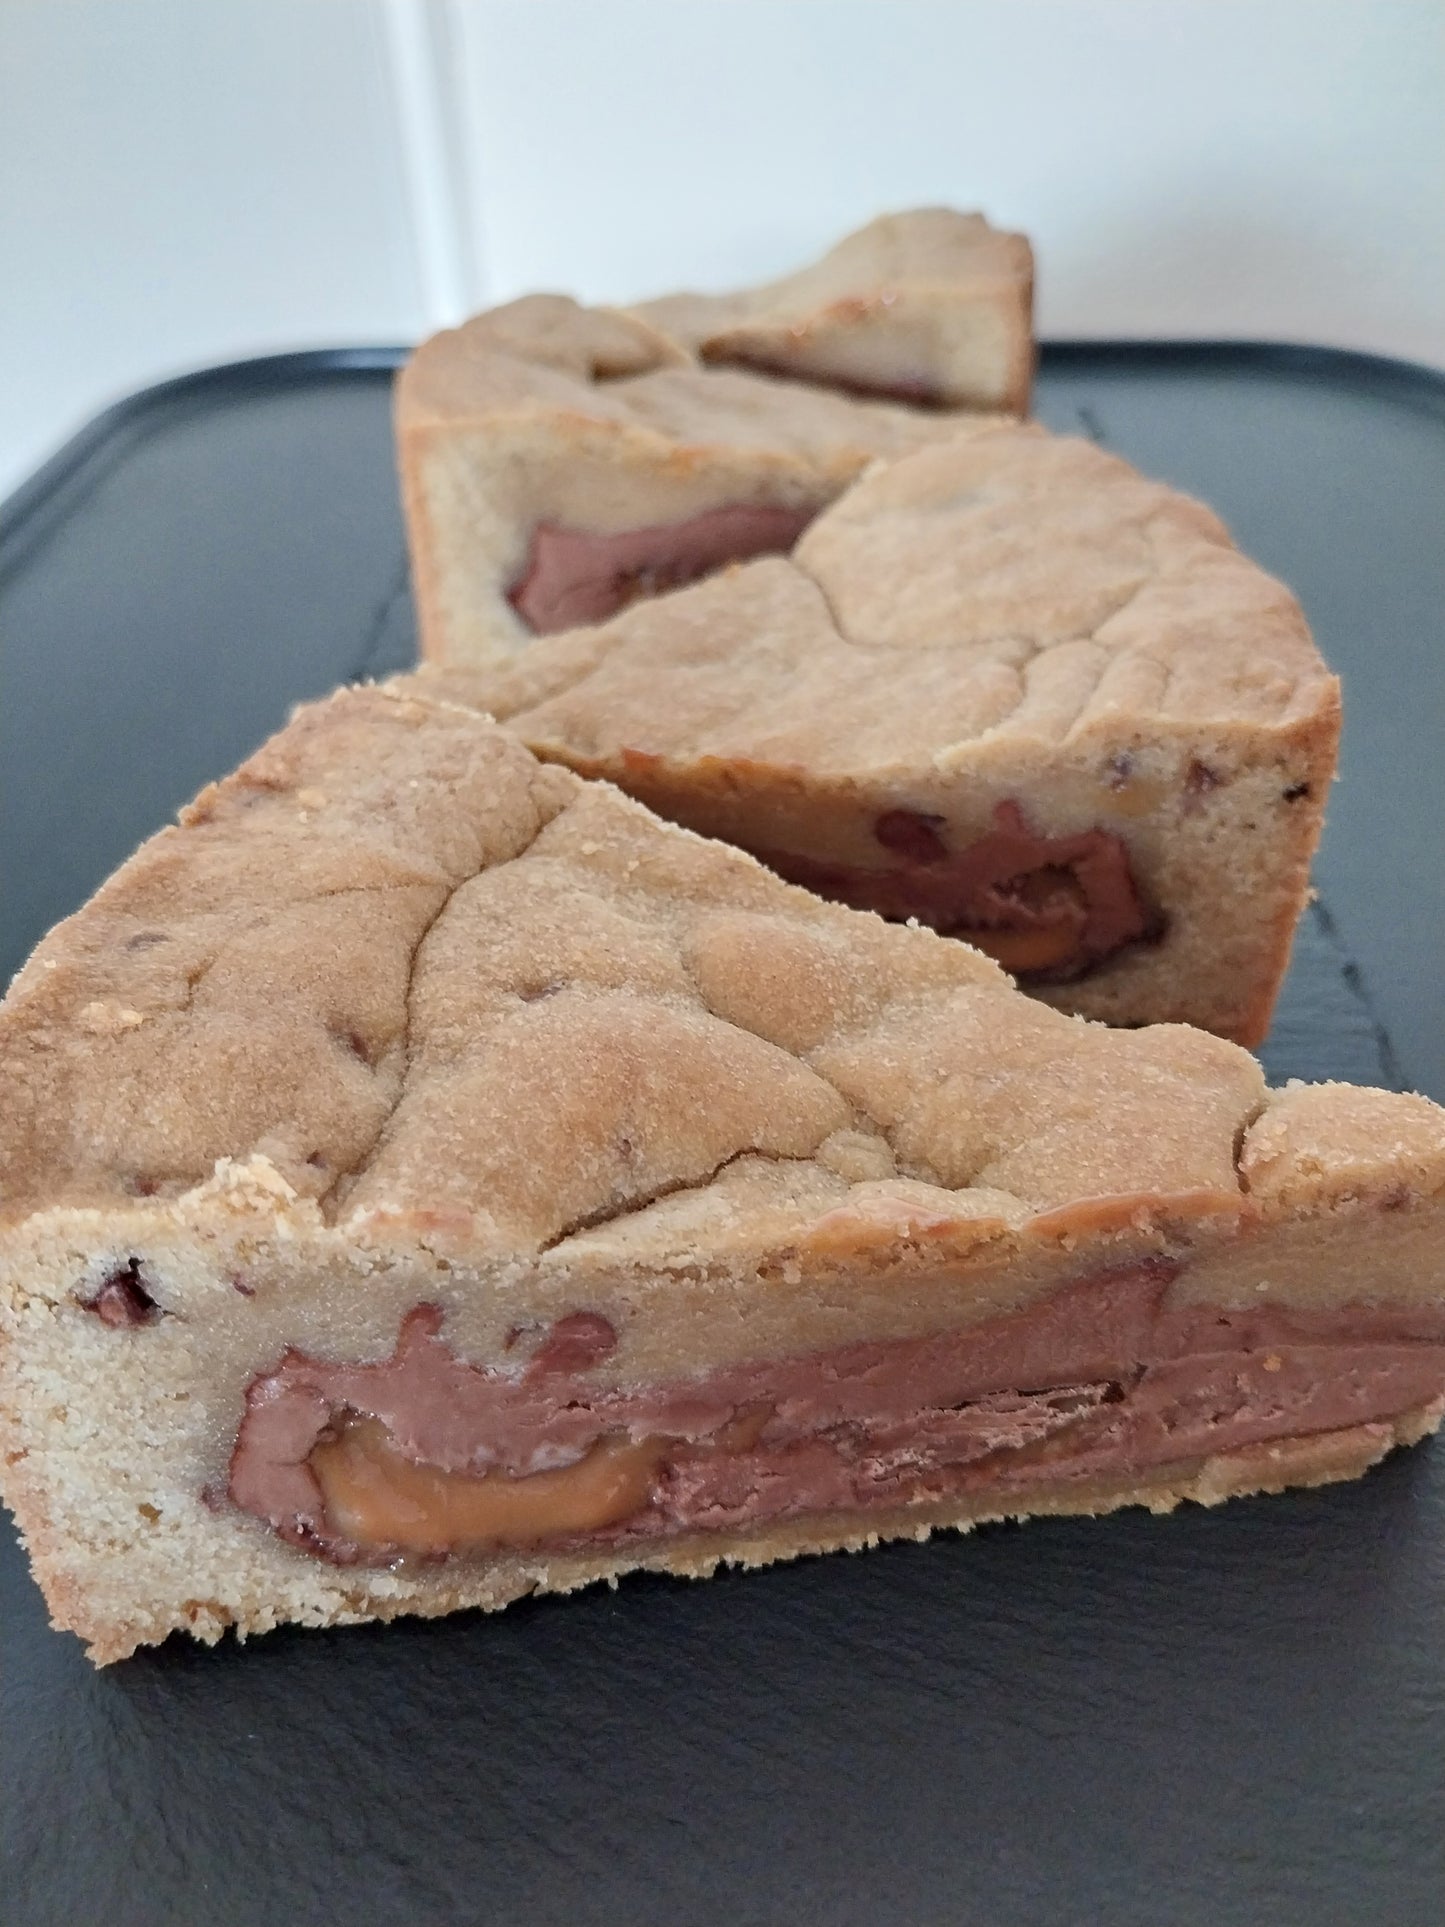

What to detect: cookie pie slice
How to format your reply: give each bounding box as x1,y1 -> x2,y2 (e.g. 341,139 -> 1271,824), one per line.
634,206 -> 1033,412
2,685 -> 1439,1665
417,422 -> 1340,1044
397,291 -> 973,669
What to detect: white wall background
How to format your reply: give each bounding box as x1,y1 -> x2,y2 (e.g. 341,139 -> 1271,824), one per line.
0,0 -> 427,497
2,0 -> 1442,498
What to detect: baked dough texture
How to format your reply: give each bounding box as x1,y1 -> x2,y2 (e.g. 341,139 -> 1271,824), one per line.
633,206 -> 1034,410
397,207 -> 1030,671
396,210 -> 1334,1042
1,686 -> 1438,1663
397,290 -> 974,668
412,422 -> 1340,1044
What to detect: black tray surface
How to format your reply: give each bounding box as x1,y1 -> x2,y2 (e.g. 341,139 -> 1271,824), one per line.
2,344 -> 1443,1926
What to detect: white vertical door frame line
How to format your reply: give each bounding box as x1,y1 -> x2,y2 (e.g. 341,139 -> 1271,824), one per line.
443,0 -> 498,311
377,0 -> 487,327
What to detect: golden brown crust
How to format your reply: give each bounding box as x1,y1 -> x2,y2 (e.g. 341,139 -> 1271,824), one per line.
0,683 -> 1417,1254
394,233 -> 1330,1045
451,425 -> 1333,754
407,422 -> 1339,1045
0,681 -> 1279,1238
394,210 -> 1035,674
395,294 -> 976,669
2,687 -> 1439,1666
0,687 -> 574,1219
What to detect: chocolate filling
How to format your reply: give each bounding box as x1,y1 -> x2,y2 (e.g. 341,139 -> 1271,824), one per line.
82,1260 -> 161,1328
747,802 -> 1156,981
228,1264 -> 1445,1566
507,504 -> 818,634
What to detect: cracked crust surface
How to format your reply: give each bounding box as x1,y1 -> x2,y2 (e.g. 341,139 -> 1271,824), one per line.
2,685 -> 1441,1663
634,207 -> 1034,411
408,422 -> 1340,1043
396,287 -> 995,668
0,678 -> 1424,1260
432,425 -> 1332,757
399,210 -> 1033,673
0,681 -> 1276,1236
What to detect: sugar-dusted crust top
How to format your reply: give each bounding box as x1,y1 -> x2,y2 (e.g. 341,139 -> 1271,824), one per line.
413,422 -> 1338,778
2,685 -> 1439,1272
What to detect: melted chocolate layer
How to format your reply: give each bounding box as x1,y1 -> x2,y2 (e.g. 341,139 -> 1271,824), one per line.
508,504 -> 818,634
748,802 -> 1157,981
229,1264 -> 1445,1565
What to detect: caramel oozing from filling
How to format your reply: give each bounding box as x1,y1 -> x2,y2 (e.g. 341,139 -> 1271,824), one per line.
312,1419 -> 670,1553
310,1407 -> 774,1555
966,918 -> 1084,975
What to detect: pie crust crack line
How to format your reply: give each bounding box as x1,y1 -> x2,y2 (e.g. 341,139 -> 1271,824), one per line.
799,550 -> 1152,656
317,764 -> 569,1225
657,863 -> 970,1189
784,506 -> 1154,737
784,542 -> 850,658
180,883 -> 455,1022
534,1147 -> 824,1256
924,625 -> 1115,758
666,907 -> 924,1192
465,595 -> 646,730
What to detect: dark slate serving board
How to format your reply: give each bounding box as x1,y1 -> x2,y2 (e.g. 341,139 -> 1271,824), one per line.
2,344 -> 1443,1927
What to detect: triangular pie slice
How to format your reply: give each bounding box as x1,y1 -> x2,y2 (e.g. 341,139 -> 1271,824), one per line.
2,684 -> 1440,1664
633,207 -> 1033,411
397,291 -> 978,667
416,422 -> 1340,1045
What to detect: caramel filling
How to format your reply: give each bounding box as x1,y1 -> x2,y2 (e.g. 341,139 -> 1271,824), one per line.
309,1406 -> 775,1555
968,917 -> 1085,975
312,1418 -> 670,1553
